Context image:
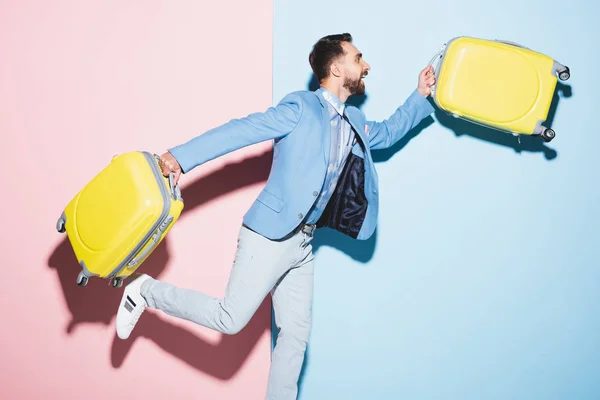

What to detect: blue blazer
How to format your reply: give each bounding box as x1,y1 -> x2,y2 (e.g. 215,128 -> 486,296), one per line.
168,88 -> 434,241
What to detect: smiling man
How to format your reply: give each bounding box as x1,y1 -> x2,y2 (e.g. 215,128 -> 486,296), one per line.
115,33 -> 436,400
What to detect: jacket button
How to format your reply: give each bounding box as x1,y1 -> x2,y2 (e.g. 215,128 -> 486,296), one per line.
313,191 -> 318,196
298,213 -> 303,219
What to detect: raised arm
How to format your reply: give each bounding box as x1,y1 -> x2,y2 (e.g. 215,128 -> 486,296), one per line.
366,66 -> 436,150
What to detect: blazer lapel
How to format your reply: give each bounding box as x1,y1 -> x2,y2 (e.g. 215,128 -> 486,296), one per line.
314,91 -> 330,164
344,110 -> 368,149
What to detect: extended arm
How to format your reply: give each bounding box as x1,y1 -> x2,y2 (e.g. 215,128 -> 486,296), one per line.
160,93 -> 303,181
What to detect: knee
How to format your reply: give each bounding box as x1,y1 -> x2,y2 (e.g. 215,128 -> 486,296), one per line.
217,309 -> 249,335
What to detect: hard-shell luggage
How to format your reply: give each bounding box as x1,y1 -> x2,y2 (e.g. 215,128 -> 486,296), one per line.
56,151 -> 184,288
429,36 -> 571,142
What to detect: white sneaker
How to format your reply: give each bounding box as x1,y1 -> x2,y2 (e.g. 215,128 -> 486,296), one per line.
116,274 -> 151,339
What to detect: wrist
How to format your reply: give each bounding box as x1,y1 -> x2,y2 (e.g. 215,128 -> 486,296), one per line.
417,87 -> 429,97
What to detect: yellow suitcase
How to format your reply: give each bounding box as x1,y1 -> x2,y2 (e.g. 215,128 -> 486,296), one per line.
56,151 -> 184,288
430,36 -> 570,142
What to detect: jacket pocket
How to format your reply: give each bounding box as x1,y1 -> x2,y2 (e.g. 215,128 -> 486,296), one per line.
257,189 -> 285,213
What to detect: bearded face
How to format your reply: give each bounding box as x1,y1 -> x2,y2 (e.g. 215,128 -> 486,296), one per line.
343,69 -> 368,95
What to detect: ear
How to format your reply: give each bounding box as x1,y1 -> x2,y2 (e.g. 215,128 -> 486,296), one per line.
330,61 -> 342,78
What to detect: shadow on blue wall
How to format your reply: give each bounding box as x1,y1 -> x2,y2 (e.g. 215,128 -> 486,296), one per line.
293,74 -> 572,398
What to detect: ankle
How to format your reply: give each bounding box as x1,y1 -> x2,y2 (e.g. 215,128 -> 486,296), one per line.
139,277 -> 153,301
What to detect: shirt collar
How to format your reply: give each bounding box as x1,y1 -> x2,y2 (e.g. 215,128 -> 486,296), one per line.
317,87 -> 345,117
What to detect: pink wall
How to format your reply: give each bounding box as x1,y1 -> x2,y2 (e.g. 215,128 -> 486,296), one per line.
0,1 -> 273,398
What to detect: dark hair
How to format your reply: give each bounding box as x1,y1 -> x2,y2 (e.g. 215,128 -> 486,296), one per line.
309,33 -> 353,83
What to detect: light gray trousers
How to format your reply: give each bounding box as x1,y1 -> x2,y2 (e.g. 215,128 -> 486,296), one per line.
140,224 -> 315,400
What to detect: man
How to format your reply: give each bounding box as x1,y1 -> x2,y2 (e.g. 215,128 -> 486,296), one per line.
115,33 -> 436,399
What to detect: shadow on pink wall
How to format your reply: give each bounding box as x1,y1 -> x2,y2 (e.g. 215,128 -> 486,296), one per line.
47,150 -> 273,380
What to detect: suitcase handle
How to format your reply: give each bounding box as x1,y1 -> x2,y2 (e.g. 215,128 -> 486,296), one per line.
153,153 -> 183,202
427,44 -> 446,96
168,172 -> 183,202
494,39 -> 531,50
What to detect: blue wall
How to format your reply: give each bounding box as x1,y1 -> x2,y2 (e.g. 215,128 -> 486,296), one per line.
274,0 -> 600,398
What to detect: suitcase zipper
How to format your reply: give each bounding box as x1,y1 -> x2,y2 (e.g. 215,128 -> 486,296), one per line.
107,151 -> 171,279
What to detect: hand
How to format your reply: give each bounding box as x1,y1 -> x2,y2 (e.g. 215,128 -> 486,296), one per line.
417,65 -> 436,97
158,151 -> 182,185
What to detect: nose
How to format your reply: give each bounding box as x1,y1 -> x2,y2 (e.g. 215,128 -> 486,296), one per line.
363,60 -> 371,71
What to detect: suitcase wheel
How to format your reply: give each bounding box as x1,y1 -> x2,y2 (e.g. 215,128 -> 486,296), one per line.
56,213 -> 66,233
541,128 -> 556,143
558,67 -> 570,81
76,271 -> 89,287
111,278 -> 124,289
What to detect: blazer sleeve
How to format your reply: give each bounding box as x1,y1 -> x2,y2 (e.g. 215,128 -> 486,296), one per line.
168,93 -> 303,173
365,89 -> 434,150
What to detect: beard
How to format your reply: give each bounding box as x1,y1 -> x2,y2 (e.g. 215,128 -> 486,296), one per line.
343,75 -> 365,95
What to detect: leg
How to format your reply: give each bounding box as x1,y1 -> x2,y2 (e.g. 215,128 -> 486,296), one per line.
116,225 -> 303,339
267,244 -> 315,400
